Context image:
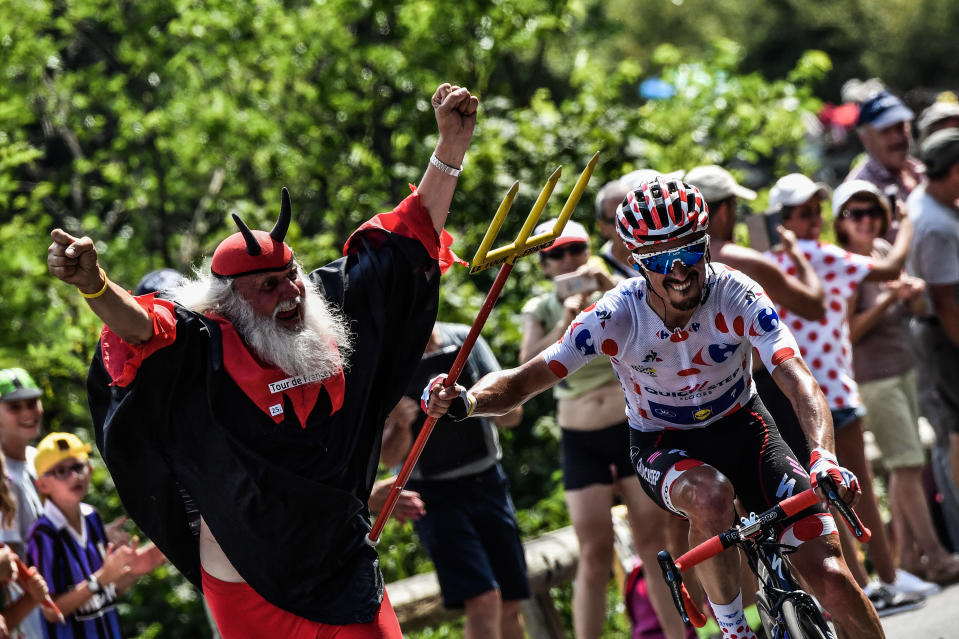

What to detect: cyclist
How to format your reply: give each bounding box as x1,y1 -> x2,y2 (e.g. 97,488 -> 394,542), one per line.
423,177 -> 884,639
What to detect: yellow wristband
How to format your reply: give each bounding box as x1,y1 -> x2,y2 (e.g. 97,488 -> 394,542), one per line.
78,268 -> 109,299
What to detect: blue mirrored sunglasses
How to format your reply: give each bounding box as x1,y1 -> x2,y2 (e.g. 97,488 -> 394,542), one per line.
635,237 -> 708,275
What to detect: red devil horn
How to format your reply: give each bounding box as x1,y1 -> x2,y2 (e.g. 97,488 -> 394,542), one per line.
271,187 -> 291,242
231,213 -> 262,256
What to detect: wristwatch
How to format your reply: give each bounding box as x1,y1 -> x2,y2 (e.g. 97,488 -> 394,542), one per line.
86,574 -> 103,595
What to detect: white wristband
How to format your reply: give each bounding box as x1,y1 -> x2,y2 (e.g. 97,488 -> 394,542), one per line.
430,153 -> 463,177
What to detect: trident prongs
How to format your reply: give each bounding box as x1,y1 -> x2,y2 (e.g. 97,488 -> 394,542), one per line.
367,151 -> 601,545
469,151 -> 601,274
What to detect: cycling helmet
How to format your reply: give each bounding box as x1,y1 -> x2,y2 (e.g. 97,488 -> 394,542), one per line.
615,177 -> 709,251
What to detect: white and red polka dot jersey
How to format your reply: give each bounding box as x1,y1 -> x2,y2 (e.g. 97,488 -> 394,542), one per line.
764,239 -> 873,410
540,264 -> 800,432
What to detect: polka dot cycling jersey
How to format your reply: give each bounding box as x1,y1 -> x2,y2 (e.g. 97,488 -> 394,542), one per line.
764,239 -> 873,410
541,263 -> 800,432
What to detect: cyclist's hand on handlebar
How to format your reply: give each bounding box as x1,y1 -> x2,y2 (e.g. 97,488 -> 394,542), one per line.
809,447 -> 861,505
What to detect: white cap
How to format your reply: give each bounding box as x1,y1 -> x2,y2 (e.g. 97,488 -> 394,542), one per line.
832,179 -> 882,214
595,169 -> 685,218
685,165 -> 757,203
768,173 -> 831,209
534,218 -> 590,249
917,100 -> 959,140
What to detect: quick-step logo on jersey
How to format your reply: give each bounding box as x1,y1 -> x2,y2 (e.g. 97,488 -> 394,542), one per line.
647,376 -> 746,425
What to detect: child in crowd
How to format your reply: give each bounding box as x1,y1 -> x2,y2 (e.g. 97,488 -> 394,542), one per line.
26,433 -> 163,639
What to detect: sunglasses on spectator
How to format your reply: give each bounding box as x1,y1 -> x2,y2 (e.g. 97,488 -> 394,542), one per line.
542,243 -> 588,260
45,462 -> 89,481
1,399 -> 39,412
634,237 -> 709,275
841,206 -> 884,222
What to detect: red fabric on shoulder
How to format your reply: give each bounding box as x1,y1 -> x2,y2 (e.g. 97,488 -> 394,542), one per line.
343,187 -> 467,274
100,294 -> 178,387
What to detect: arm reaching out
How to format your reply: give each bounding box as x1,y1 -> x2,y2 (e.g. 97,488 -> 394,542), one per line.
48,229 -> 153,343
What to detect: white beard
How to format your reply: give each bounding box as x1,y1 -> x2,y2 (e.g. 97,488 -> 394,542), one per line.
170,269 -> 353,379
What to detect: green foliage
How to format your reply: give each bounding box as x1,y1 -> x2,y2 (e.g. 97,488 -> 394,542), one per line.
1,0 -> 852,635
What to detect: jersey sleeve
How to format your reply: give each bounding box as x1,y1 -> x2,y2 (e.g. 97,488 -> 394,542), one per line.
540,288 -> 632,379
726,272 -> 801,372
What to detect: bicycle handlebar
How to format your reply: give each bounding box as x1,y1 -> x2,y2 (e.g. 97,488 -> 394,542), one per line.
657,470 -> 871,627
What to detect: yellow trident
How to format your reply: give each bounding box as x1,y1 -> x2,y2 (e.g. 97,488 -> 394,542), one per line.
368,151 -> 600,545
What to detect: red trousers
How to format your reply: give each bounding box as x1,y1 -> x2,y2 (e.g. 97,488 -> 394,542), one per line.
202,568 -> 403,639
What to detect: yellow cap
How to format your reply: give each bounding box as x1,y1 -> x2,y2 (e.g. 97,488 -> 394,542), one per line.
34,432 -> 92,477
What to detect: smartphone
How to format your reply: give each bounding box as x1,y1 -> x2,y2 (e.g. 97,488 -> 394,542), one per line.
746,210 -> 783,253
554,271 -> 599,299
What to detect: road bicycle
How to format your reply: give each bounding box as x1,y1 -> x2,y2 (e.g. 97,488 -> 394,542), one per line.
657,472 -> 870,639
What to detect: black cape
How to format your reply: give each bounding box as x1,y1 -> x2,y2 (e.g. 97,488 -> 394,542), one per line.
87,221 -> 440,624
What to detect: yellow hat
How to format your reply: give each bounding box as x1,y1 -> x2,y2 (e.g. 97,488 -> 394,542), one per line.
34,432 -> 92,477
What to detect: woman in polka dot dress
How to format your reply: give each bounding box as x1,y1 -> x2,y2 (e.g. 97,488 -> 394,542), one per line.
764,173 -> 924,610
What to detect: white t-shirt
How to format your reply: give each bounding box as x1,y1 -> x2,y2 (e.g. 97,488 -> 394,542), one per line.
765,240 -> 873,410
541,263 -> 800,431
907,185 -> 959,289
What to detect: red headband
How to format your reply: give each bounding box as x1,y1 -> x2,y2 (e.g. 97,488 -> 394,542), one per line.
211,188 -> 295,278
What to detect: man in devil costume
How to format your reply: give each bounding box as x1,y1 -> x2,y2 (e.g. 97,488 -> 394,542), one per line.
46,83 -> 479,639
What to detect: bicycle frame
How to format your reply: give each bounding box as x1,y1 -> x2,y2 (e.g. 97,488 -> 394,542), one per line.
657,472 -> 870,634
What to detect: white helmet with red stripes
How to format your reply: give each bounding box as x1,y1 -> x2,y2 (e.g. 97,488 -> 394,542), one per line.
615,176 -> 709,251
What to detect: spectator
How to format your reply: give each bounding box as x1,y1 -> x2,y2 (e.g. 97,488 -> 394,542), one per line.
381,322 -> 527,639
594,170 -> 685,278
0,473 -> 49,636
765,173 -> 928,613
46,82 -> 478,638
835,179 -> 959,588
907,128 -> 959,543
917,97 -> 959,142
0,369 -> 48,639
27,433 -> 163,639
684,164 -> 826,321
519,220 -> 690,639
846,89 -> 924,218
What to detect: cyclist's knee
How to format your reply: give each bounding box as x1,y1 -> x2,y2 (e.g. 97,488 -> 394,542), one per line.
671,468 -> 735,529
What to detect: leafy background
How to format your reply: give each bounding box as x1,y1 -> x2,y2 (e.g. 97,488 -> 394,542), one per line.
2,0 -> 957,636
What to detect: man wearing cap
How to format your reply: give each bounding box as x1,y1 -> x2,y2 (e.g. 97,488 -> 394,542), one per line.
0,368 -> 49,639
684,165 -> 826,321
764,173 -> 921,612
907,128 -> 959,506
917,97 -> 959,142
846,90 -> 925,214
46,83 -> 478,638
519,219 -> 691,639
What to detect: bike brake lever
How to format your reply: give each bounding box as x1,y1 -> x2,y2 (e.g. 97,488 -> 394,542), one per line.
817,471 -> 872,542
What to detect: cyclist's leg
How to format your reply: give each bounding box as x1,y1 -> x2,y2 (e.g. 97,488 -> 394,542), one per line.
629,431 -> 744,620
791,533 -> 885,639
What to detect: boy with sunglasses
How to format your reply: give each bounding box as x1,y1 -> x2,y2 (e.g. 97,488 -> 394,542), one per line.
27,433 -> 163,639
425,177 -> 884,639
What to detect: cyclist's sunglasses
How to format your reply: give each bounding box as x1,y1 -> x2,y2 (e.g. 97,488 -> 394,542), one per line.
541,242 -> 588,261
634,237 -> 709,275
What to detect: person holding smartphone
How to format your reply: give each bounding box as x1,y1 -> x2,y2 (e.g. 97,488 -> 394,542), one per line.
519,220 -> 692,639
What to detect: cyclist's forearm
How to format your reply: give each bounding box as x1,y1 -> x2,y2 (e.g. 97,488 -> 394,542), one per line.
770,358 -> 834,453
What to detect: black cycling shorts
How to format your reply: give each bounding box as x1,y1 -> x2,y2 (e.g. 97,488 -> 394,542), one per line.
561,421 -> 636,490
629,396 -> 827,538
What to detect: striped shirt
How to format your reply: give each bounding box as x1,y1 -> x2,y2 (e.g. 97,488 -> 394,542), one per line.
26,501 -> 122,639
